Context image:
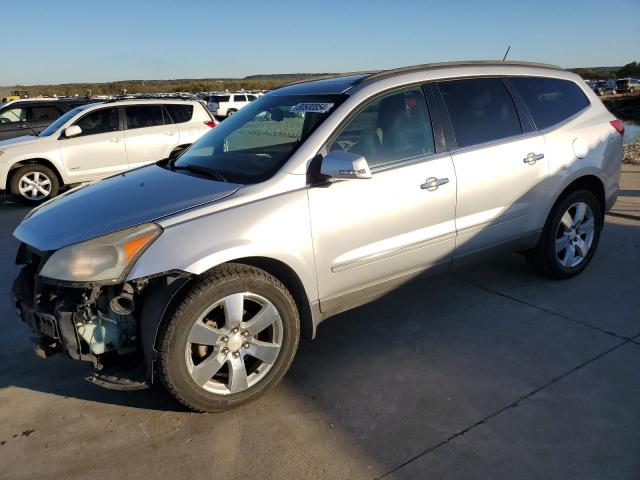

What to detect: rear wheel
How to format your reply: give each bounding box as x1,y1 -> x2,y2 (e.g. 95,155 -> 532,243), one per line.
526,190 -> 602,279
157,264 -> 300,412
227,109 -> 237,117
10,164 -> 60,203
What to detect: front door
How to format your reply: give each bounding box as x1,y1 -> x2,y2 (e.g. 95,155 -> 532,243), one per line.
60,107 -> 128,181
308,86 -> 457,313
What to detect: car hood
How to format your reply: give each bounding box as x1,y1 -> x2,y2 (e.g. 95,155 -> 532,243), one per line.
0,135 -> 42,149
14,164 -> 241,251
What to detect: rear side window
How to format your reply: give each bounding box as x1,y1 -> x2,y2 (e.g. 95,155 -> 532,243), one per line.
0,107 -> 27,123
510,77 -> 590,130
74,108 -> 119,136
234,95 -> 247,102
125,105 -> 164,129
211,95 -> 230,103
164,104 -> 193,123
31,105 -> 63,121
438,78 -> 522,148
329,87 -> 435,168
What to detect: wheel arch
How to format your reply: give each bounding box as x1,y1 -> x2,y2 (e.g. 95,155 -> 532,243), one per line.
555,174 -> 605,219
139,257 -> 318,383
9,158 -> 65,186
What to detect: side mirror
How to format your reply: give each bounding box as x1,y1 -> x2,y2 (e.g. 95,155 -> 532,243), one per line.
320,150 -> 372,180
64,125 -> 82,138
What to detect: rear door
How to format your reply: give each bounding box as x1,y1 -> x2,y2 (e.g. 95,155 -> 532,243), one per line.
30,104 -> 64,134
123,104 -> 179,168
308,86 -> 457,312
164,103 -> 200,144
436,77 -> 548,257
59,106 -> 128,181
0,104 -> 31,140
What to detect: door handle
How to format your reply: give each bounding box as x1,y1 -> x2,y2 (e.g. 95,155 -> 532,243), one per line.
165,131 -> 177,136
421,177 -> 449,190
523,152 -> 544,165
109,137 -> 123,143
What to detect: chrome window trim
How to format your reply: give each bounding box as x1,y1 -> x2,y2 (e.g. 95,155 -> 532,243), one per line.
313,73 -> 592,176
370,151 -> 450,174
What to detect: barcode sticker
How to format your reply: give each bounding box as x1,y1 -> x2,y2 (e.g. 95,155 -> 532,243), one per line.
290,102 -> 334,114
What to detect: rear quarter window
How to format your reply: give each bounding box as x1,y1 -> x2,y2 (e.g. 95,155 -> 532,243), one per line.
164,104 -> 194,123
510,77 -> 590,130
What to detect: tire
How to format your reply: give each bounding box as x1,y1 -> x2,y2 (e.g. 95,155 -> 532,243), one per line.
525,190 -> 602,279
227,109 -> 237,117
157,263 -> 300,412
9,164 -> 60,203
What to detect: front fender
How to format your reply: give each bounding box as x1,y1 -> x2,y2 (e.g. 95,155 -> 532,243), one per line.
127,188 -> 318,306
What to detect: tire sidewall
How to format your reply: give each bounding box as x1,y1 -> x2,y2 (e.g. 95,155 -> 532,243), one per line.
542,190 -> 602,278
159,269 -> 300,412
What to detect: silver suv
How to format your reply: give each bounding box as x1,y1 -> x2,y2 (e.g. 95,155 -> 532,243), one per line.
12,61 -> 623,412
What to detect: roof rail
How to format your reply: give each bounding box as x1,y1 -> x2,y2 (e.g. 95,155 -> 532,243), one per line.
275,72 -> 372,90
104,94 -> 198,103
353,60 -> 563,85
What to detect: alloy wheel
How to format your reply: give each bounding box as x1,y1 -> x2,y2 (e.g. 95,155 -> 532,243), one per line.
18,171 -> 52,200
185,292 -> 283,395
555,202 -> 595,268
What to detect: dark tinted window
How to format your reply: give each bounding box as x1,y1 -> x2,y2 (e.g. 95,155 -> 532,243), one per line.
329,87 -> 435,168
31,105 -> 63,121
125,105 -> 164,129
247,95 -> 257,101
211,95 -> 230,103
510,77 -> 590,130
438,78 -> 522,148
234,95 -> 247,102
74,108 -> 119,136
164,104 -> 193,123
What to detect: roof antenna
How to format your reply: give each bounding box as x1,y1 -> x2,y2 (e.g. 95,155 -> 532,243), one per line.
502,45 -> 511,61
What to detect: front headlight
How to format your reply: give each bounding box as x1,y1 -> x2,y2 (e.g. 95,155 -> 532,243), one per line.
40,223 -> 162,282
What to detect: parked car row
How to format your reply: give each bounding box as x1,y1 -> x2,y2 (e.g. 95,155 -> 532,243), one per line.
10,61 -> 623,412
0,98 -> 216,202
584,78 -> 640,96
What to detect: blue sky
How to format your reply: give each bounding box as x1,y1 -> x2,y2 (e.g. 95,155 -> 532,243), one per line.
2,0 -> 639,85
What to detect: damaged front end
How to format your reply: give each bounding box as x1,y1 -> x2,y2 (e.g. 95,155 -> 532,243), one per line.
11,235 -> 190,390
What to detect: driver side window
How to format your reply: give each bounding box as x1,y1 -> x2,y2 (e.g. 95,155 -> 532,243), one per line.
329,87 -> 435,168
74,108 -> 119,136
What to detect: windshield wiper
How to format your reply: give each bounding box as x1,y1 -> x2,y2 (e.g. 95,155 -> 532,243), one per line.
171,163 -> 227,183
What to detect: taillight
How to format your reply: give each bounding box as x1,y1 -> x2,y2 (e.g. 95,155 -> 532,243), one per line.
610,119 -> 625,136
204,121 -> 216,128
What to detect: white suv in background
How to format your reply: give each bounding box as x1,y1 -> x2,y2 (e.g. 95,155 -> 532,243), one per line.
207,93 -> 257,117
0,99 -> 216,202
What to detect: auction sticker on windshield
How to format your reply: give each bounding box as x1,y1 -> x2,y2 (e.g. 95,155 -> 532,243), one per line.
290,103 -> 334,114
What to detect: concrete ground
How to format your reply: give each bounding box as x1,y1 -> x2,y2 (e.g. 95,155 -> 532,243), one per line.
0,167 -> 639,480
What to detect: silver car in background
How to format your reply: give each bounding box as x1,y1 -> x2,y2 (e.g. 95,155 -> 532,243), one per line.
12,61 -> 623,412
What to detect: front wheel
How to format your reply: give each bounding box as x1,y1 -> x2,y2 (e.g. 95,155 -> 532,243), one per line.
525,190 -> 602,279
157,264 -> 300,412
10,164 -> 60,203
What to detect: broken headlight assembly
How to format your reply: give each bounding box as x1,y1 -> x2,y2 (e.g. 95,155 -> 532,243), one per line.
39,223 -> 162,283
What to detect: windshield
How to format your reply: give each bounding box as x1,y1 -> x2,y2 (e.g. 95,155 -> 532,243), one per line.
175,94 -> 345,184
39,104 -> 95,137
